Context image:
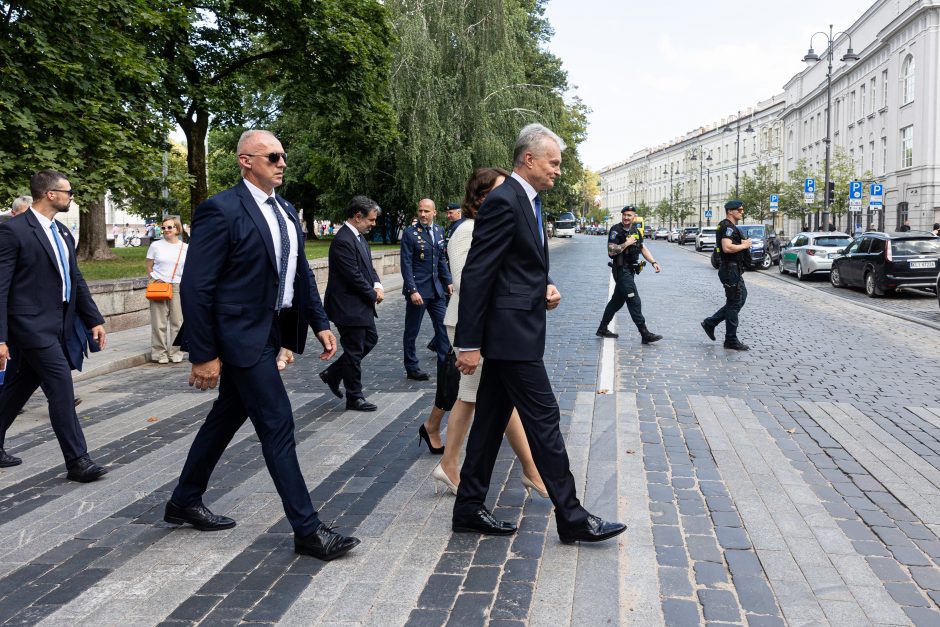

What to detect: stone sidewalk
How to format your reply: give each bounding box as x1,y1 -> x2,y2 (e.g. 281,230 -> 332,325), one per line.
1,236 -> 940,625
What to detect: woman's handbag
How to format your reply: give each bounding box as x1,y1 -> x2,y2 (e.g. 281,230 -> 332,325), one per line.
145,243 -> 185,301
434,349 -> 461,411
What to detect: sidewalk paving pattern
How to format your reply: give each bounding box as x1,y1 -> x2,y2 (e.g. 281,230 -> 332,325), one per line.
1,236 -> 940,624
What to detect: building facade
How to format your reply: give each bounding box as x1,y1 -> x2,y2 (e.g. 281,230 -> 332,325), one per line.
600,0 -> 940,235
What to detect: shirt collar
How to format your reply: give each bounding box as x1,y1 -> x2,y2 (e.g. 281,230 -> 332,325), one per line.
511,171 -> 538,202
30,207 -> 53,230
344,221 -> 361,238
242,178 -> 277,206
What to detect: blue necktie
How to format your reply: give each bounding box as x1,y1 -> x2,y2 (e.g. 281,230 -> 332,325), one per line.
534,195 -> 544,244
266,198 -> 290,311
49,222 -> 71,302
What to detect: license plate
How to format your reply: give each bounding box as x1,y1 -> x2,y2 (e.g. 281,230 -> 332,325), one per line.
910,261 -> 936,269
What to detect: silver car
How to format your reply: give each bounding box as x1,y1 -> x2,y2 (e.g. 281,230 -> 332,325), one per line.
779,231 -> 853,280
695,227 -> 717,251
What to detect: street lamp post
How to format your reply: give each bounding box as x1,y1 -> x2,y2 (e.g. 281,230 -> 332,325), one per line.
706,168 -> 712,226
724,111 -> 754,197
690,148 -> 713,227
802,24 -> 859,230
664,164 -> 679,228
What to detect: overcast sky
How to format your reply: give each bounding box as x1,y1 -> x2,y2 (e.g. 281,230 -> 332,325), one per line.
543,0 -> 874,170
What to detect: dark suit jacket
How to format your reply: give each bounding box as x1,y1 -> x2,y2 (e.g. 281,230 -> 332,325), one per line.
180,182 -> 330,368
324,224 -> 380,327
454,175 -> 551,361
0,211 -> 104,360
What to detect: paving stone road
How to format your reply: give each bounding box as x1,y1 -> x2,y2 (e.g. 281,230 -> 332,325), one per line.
2,234 -> 940,626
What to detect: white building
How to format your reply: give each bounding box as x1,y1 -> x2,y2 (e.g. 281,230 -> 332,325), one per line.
600,0 -> 940,234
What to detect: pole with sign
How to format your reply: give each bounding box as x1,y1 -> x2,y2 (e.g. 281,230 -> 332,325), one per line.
848,181 -> 862,211
803,178 -> 816,204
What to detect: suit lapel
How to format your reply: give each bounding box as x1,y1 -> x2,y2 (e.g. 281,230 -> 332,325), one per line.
26,211 -> 63,276
510,179 -> 546,267
277,194 -> 306,269
238,184 -> 277,271
347,225 -> 371,269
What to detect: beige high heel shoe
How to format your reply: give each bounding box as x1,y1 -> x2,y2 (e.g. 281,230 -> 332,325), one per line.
432,464 -> 458,496
522,475 -> 549,499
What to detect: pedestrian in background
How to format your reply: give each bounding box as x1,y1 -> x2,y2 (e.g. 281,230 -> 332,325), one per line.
702,200 -> 752,351
11,195 -> 31,216
145,216 -> 187,364
898,220 -> 911,232
932,223 -> 939,236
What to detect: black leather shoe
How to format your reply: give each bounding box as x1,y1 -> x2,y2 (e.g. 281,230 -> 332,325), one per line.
74,397 -> 82,407
406,370 -> 430,381
452,507 -> 517,536
164,501 -> 236,531
65,455 -> 108,483
0,448 -> 22,468
640,329 -> 663,344
346,397 -> 377,412
319,371 -> 343,399
701,321 -> 716,341
558,514 -> 627,544
295,523 -> 361,561
595,328 -> 618,339
426,340 -> 436,352
724,340 -> 750,351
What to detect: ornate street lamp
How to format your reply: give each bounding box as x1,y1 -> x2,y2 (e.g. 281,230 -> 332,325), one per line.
664,164 -> 680,228
802,24 -> 859,229
690,148 -> 713,227
723,111 -> 754,197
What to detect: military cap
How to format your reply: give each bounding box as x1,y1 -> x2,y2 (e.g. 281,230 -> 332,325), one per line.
724,200 -> 744,211
621,205 -> 637,213
446,203 -> 460,210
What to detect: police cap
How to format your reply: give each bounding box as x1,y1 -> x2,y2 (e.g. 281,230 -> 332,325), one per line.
621,205 -> 637,214
724,200 -> 744,211
446,203 -> 460,211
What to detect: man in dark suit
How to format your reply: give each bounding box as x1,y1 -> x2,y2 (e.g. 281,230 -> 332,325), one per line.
320,196 -> 383,412
0,170 -> 107,481
164,129 -> 359,562
453,124 -> 626,544
400,199 -> 452,380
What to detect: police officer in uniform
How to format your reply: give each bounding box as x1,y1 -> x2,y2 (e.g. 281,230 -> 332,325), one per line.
701,200 -> 752,350
401,198 -> 453,380
595,205 -> 663,343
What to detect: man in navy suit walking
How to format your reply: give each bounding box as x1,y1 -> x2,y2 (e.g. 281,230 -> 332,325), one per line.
452,124 -> 626,544
320,196 -> 383,412
0,170 -> 108,481
164,130 -> 359,561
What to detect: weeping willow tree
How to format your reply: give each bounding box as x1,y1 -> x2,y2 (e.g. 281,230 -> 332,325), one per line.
375,0 -> 590,240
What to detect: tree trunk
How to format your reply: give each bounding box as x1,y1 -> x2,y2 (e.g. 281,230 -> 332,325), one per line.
180,107 -> 210,218
76,197 -> 116,261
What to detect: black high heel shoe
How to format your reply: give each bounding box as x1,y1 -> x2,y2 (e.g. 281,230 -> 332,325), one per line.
418,424 -> 445,455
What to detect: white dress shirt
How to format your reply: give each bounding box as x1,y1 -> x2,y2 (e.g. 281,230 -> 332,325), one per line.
343,221 -> 383,290
243,179 -> 298,308
30,208 -> 69,301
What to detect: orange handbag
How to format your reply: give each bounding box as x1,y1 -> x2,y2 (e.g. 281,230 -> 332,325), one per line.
145,243 -> 184,301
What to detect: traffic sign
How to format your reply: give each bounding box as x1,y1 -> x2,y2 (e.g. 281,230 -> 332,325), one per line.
769,194 -> 779,212
849,181 -> 863,211
704,210 -> 713,218
869,183 -> 884,211
804,178 -> 815,194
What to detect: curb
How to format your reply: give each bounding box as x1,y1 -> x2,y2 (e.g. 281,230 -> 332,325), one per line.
73,352 -> 151,384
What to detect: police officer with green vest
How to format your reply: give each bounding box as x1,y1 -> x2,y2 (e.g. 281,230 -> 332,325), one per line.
595,205 -> 662,343
701,200 -> 752,350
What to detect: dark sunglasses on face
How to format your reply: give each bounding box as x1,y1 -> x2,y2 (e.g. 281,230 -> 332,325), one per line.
239,152 -> 287,164
162,225 -> 175,230
50,189 -> 75,197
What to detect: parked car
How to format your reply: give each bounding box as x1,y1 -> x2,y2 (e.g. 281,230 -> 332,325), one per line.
830,231 -> 940,297
695,227 -> 717,251
653,228 -> 669,240
678,227 -> 700,246
779,231 -> 852,280
737,224 -> 781,269
667,228 -> 680,242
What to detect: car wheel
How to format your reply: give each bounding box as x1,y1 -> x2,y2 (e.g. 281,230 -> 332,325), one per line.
760,254 -> 772,270
830,264 -> 845,287
864,271 -> 883,297
779,258 -> 787,274
796,261 -> 805,281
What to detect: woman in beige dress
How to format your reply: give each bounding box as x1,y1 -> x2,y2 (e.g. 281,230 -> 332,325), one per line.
425,167 -> 547,498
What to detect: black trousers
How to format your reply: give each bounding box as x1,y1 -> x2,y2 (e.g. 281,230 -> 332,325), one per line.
323,322 -> 378,400
0,342 -> 86,463
171,318 -> 321,536
598,265 -> 646,331
705,263 -> 748,341
454,358 -> 588,530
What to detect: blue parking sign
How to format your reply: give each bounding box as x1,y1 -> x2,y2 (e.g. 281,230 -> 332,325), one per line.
804,178 -> 815,194
849,181 -> 862,199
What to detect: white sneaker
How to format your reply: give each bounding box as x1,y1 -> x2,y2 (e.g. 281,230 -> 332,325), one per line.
157,356 -> 169,364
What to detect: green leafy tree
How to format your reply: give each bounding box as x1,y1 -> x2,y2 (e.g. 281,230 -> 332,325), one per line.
736,164 -> 779,224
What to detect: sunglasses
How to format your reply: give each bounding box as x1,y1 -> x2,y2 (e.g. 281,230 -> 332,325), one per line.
239,152 -> 287,164
162,225 -> 176,230
50,189 -> 75,197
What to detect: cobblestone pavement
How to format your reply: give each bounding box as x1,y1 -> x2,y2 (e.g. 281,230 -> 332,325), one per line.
2,235 -> 940,625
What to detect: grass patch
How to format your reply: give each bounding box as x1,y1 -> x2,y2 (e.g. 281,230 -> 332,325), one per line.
79,239 -> 401,282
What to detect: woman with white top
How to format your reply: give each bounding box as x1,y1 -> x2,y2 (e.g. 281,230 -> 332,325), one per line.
427,167 -> 547,498
145,216 -> 187,363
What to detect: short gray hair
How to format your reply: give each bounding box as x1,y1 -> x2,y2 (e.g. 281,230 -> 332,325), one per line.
512,124 -> 566,167
236,129 -> 277,155
11,195 -> 32,215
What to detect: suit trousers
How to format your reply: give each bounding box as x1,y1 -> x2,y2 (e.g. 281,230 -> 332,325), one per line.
0,342 -> 87,463
454,358 -> 588,529
170,317 -> 321,536
323,322 -> 378,400
403,297 -> 449,372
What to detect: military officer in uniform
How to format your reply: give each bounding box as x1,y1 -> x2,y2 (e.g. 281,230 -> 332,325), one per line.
595,206 -> 662,343
701,200 -> 752,350
401,198 -> 453,380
